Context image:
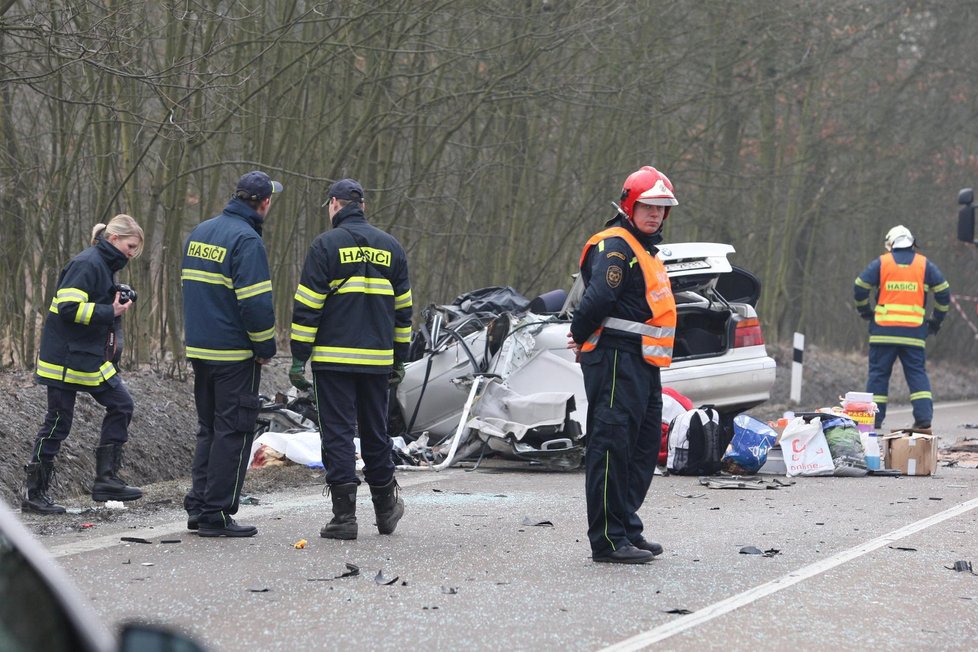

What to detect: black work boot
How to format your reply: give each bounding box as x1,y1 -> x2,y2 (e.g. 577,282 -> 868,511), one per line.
198,517 -> 257,538
22,462 -> 66,514
370,477 -> 405,535
91,444 -> 143,502
592,544 -> 656,564
632,538 -> 664,556
320,482 -> 358,540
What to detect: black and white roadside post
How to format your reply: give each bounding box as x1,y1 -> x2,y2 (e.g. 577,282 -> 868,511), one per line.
790,332 -> 804,404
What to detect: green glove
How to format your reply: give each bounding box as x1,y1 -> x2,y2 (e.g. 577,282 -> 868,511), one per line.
390,360 -> 406,387
289,357 -> 312,391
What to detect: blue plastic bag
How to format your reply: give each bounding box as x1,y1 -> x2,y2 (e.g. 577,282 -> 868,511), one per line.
721,414 -> 778,475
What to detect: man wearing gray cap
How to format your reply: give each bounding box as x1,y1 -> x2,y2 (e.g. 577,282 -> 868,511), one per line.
289,178 -> 413,541
181,170 -> 282,537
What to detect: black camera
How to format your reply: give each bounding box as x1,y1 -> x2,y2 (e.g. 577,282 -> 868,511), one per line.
115,284 -> 138,305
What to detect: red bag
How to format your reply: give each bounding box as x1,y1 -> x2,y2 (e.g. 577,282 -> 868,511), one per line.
659,387 -> 693,465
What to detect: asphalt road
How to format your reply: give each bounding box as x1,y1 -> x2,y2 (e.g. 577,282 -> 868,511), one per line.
34,400 -> 978,651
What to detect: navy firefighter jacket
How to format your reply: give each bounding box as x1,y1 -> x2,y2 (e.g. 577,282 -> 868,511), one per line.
35,238 -> 130,391
181,198 -> 276,363
290,203 -> 412,374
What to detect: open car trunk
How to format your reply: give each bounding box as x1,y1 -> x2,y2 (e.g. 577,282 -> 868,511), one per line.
673,306 -> 730,360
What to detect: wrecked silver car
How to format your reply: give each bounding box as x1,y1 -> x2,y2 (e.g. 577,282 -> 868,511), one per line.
389,242 -> 776,470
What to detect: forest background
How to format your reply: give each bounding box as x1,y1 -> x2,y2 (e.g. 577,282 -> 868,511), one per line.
3,0 -> 978,373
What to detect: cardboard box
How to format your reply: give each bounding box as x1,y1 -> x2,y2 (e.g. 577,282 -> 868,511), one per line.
881,430 -> 938,476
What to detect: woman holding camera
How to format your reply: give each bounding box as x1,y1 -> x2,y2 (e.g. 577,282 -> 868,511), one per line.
23,214 -> 145,514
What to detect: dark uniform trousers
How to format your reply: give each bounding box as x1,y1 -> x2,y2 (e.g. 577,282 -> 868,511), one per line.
581,347 -> 662,556
314,370 -> 394,487
867,343 -> 932,427
29,383 -> 134,463
185,360 -> 261,526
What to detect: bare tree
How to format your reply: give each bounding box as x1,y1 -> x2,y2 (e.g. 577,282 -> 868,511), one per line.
3,0 -> 978,372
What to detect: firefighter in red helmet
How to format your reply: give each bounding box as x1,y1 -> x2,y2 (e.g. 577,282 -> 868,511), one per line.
569,166 -> 678,564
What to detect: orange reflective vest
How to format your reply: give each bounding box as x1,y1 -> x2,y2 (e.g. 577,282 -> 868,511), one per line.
875,253 -> 927,327
578,227 -> 676,367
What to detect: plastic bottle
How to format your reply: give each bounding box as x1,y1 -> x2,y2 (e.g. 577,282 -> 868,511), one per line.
864,432 -> 881,471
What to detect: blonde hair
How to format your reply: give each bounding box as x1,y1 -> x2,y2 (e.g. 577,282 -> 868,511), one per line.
91,214 -> 145,257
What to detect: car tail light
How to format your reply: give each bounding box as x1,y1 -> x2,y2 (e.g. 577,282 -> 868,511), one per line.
734,317 -> 765,348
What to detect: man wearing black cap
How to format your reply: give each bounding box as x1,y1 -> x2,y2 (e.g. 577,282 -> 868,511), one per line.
181,170 -> 282,537
289,178 -> 413,541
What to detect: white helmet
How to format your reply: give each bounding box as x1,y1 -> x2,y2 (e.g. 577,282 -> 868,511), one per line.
885,225 -> 914,251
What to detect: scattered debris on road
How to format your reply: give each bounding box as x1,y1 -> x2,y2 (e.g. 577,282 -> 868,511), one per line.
946,561 -> 976,574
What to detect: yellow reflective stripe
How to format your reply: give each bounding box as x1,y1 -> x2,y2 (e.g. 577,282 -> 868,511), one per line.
185,347 -> 254,361
873,395 -> 887,404
56,288 -> 89,303
909,391 -> 932,401
36,360 -> 64,381
875,302 -> 926,326
333,277 -> 394,296
290,323 -> 317,343
854,278 -> 874,290
236,280 -> 272,301
363,278 -> 394,294
874,313 -> 924,325
181,269 -> 233,289
38,360 -> 116,386
51,288 -> 89,314
854,298 -> 869,307
248,327 -> 275,343
311,345 -> 393,366
868,335 -> 926,348
929,281 -> 949,292
294,284 -> 326,310
394,326 -> 412,343
74,303 -> 95,325
875,303 -> 926,315
63,362 -> 116,386
935,304 -> 949,312
394,290 -> 412,310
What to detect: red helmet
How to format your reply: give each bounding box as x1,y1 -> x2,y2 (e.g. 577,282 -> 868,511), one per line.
619,166 -> 678,219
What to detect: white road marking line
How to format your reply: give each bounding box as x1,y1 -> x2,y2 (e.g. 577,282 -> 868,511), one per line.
600,495 -> 978,651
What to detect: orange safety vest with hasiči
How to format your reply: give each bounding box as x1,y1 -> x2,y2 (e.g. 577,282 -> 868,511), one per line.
578,227 -> 676,367
875,252 -> 926,327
